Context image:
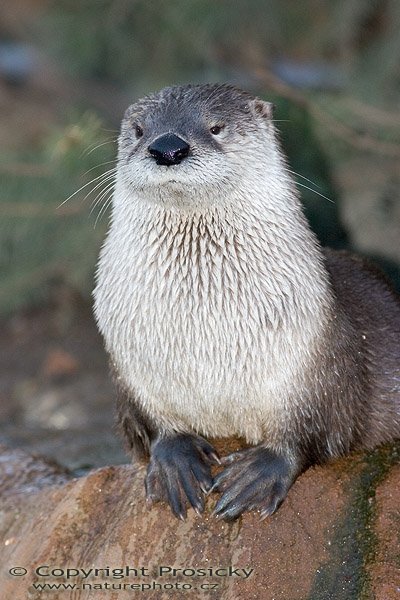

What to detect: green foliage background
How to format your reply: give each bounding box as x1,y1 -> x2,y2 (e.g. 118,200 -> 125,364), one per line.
0,115 -> 115,314
1,0 -> 399,315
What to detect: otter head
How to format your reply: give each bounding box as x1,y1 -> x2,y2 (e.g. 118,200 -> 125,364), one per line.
117,83 -> 279,209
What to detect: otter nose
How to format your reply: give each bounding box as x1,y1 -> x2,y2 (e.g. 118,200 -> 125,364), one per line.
148,133 -> 190,166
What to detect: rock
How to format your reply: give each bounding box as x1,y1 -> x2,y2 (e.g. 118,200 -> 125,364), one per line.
368,464 -> 400,600
0,444 -> 69,498
0,444 -> 399,600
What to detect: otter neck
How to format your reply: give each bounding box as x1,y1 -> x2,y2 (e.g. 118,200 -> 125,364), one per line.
109,176 -> 334,333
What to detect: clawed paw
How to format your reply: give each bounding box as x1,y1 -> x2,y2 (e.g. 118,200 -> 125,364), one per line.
211,446 -> 298,521
145,433 -> 220,520
146,438 -> 298,522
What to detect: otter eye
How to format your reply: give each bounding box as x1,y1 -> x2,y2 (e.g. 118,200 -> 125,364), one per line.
210,125 -> 223,135
135,125 -> 143,139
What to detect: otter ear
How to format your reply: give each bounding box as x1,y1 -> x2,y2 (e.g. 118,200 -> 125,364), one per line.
249,98 -> 274,120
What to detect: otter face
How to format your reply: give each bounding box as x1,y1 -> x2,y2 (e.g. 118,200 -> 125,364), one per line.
116,84 -> 276,207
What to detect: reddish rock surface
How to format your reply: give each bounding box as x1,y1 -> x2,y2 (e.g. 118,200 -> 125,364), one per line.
369,465 -> 400,600
1,444 -> 398,600
0,302 -> 398,600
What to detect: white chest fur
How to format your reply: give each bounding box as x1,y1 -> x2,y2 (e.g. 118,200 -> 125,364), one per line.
94,185 -> 331,443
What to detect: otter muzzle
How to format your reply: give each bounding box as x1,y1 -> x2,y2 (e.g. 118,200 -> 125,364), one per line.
148,134 -> 190,166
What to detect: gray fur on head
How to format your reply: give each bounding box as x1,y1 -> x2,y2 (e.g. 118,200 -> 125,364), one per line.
116,83 -> 279,210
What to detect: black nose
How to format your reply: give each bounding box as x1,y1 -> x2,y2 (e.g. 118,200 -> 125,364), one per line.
148,133 -> 190,166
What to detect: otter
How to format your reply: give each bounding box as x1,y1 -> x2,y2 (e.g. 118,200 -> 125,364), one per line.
93,83 -> 400,521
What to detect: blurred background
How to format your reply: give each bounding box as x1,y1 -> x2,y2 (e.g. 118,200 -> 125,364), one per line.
1,0 -> 399,472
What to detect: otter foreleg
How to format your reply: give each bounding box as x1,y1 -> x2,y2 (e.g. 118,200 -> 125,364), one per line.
116,383 -> 220,518
146,433 -> 220,519
212,446 -> 302,521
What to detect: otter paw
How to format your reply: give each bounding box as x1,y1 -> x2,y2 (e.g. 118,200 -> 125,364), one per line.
212,447 -> 298,521
145,433 -> 220,520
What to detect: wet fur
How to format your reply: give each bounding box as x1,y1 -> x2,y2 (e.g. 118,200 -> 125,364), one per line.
112,248 -> 400,464
94,84 -> 400,517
